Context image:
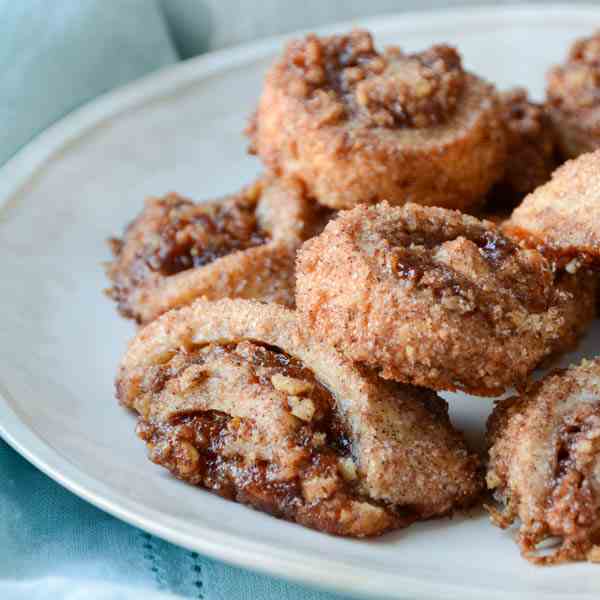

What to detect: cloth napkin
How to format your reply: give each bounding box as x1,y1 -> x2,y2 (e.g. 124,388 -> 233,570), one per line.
0,1 -> 346,598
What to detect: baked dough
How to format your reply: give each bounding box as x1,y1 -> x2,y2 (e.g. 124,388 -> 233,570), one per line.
506,150 -> 600,269
116,298 -> 482,537
248,30 -> 506,210
546,31 -> 600,158
106,177 -> 329,323
296,201 -> 593,395
487,357 -> 600,564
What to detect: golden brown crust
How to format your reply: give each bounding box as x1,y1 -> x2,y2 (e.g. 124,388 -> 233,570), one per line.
248,29 -> 507,210
506,150 -> 600,268
484,88 -> 559,218
116,298 -> 482,537
487,358 -> 600,564
296,202 -> 590,396
546,31 -> 600,158
106,177 -> 329,324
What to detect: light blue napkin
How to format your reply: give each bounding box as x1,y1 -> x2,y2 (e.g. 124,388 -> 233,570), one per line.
0,1 -> 347,598
0,440 -> 344,600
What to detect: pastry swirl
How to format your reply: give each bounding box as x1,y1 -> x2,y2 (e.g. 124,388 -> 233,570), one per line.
248,29 -> 507,210
116,299 -> 482,536
487,358 -> 600,564
106,177 -> 327,323
296,201 -> 593,396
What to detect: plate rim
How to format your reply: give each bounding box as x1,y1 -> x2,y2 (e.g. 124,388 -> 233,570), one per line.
2,4 -> 600,599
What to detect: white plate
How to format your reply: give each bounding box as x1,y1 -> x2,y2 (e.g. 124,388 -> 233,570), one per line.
2,5 -> 600,599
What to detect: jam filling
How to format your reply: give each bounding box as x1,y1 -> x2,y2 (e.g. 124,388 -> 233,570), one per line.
133,341 -> 428,532
140,341 -> 353,459
384,223 -> 516,265
381,221 -> 552,315
521,406 -> 600,562
144,195 -> 269,277
136,342 -> 361,510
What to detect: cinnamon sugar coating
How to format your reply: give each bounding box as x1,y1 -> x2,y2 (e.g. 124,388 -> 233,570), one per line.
487,358 -> 600,564
248,29 -> 507,210
506,150 -> 600,268
547,31 -> 600,158
116,299 -> 482,537
106,177 -> 329,324
296,202 -> 593,396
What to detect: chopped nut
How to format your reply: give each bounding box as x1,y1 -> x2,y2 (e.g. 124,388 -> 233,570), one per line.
507,309 -> 527,328
486,469 -> 501,489
565,258 -> 581,274
338,457 -> 358,481
271,373 -> 313,395
175,441 -> 199,476
141,365 -> 166,393
340,501 -> 384,527
302,475 -> 338,502
133,392 -> 153,419
288,395 -> 316,422
135,419 -> 153,441
312,432 -> 327,447
154,349 -> 176,365
228,417 -> 242,432
179,364 -> 208,392
339,508 -> 353,524
355,83 -> 369,107
415,79 -> 433,98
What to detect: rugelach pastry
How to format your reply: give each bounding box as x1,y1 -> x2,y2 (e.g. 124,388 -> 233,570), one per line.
107,177 -> 329,323
547,31 -> 600,158
248,30 -> 507,211
296,201 -> 594,395
117,298 -> 483,536
487,357 -> 600,564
